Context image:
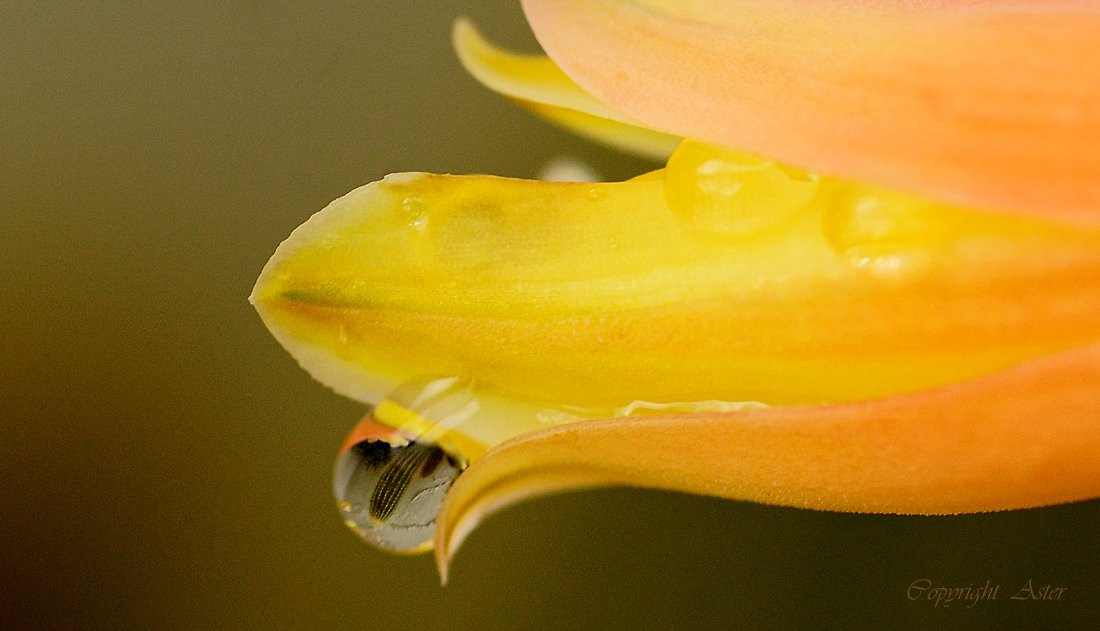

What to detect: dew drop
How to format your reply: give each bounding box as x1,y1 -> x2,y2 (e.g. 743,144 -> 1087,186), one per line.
400,195 -> 428,230
333,438 -> 464,553
665,140 -> 818,235
823,188 -> 935,276
400,195 -> 422,214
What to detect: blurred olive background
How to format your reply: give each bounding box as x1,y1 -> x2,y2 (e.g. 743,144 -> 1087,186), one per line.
2,3 -> 1097,629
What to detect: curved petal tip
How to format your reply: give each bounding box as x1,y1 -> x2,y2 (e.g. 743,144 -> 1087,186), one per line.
453,17 -> 680,160
435,341 -> 1100,579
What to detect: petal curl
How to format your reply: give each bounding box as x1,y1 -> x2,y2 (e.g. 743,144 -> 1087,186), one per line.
435,340 -> 1100,579
453,19 -> 680,160
522,0 -> 1100,223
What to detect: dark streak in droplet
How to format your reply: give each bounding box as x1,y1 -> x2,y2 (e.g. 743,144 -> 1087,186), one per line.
369,445 -> 430,522
419,447 -> 444,478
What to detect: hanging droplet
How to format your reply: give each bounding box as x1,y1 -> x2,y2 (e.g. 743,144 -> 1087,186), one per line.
333,418 -> 465,553
334,377 -> 772,552
331,375 -> 563,553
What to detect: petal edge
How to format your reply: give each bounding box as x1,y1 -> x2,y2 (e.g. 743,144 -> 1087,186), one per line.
522,0 -> 1100,223
435,340 -> 1100,577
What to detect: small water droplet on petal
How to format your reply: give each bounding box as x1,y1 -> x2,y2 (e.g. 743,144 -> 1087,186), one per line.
824,188 -> 936,277
665,141 -> 819,235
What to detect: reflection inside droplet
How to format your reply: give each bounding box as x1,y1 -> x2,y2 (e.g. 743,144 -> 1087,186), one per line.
334,375 -> 769,553
334,436 -> 464,553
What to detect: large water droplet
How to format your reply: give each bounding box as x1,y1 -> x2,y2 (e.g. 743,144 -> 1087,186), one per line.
332,376 -> 579,552
334,437 -> 464,553
334,376 -> 774,552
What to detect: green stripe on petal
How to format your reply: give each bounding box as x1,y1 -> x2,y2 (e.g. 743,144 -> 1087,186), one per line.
252,148 -> 1100,412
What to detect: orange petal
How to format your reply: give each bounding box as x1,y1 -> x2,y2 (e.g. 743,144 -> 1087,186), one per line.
453,19 -> 680,160
522,0 -> 1100,223
435,340 -> 1100,578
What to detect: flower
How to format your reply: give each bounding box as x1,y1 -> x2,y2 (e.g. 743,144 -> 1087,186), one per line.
251,1 -> 1100,581
520,0 -> 1100,224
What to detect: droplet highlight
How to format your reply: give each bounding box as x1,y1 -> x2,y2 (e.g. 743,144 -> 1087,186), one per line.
400,195 -> 428,230
823,187 -> 940,276
665,140 -> 819,235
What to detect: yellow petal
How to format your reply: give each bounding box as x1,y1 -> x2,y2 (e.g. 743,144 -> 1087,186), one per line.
251,152 -> 1100,411
435,341 -> 1100,579
453,19 -> 680,160
521,0 -> 1100,223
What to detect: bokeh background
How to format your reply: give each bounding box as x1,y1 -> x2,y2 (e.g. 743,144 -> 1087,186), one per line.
3,3 -> 1097,629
